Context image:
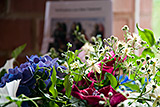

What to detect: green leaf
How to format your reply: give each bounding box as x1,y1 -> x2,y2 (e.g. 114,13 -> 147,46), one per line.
49,66 -> 58,99
38,79 -> 46,90
136,24 -> 156,47
11,44 -> 26,59
72,70 -> 82,82
0,69 -> 7,82
15,101 -> 22,107
68,51 -> 74,64
74,50 -> 82,57
130,74 -> 135,80
141,48 -> 155,58
123,82 -> 140,92
63,75 -> 72,98
105,72 -> 117,88
49,101 -> 59,107
127,54 -> 139,63
140,77 -> 145,86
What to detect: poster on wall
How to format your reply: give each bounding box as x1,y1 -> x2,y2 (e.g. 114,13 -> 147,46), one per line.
41,0 -> 112,54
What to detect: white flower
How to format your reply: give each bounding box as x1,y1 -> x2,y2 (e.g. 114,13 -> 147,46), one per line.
0,80 -> 21,107
70,60 -> 85,70
62,61 -> 69,70
145,80 -> 156,93
81,42 -> 94,55
116,41 -> 125,49
150,86 -> 160,107
0,58 -> 15,73
85,59 -> 100,74
149,58 -> 160,76
127,33 -> 142,49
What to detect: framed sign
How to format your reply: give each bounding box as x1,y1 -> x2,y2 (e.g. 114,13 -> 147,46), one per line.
41,0 -> 112,54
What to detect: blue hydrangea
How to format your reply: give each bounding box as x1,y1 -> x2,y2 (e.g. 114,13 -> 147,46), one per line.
0,55 -> 67,98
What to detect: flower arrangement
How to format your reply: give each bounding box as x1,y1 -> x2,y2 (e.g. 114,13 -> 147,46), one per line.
1,24 -> 160,107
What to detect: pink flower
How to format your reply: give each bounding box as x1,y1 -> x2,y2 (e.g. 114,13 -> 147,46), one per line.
71,83 -> 127,107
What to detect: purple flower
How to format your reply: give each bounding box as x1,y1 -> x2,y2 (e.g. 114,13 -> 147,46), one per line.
0,55 -> 67,98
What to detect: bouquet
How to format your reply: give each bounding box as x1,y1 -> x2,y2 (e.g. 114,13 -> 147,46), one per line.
0,24 -> 160,107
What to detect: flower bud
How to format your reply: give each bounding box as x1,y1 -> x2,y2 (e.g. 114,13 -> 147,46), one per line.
97,34 -> 102,39
85,55 -> 89,60
91,36 -> 96,42
136,60 -> 141,65
78,32 -> 81,35
147,69 -> 151,74
118,43 -> 123,48
111,35 -> 114,40
100,93 -> 105,98
99,101 -> 105,105
108,92 -> 113,97
121,86 -> 126,91
57,67 -> 63,73
70,75 -> 74,78
95,42 -> 99,45
150,60 -> 154,64
115,54 -> 119,58
141,66 -> 145,70
146,55 -> 150,61
81,34 -> 85,39
152,85 -> 157,89
107,38 -> 111,42
67,42 -> 72,48
129,63 -> 132,67
103,38 -> 107,43
141,58 -> 145,62
122,25 -> 129,31
114,37 -> 118,42
131,56 -> 135,59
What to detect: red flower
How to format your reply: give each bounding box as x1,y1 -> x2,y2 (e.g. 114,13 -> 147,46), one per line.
71,83 -> 127,107
77,67 -> 114,88
99,51 -> 127,75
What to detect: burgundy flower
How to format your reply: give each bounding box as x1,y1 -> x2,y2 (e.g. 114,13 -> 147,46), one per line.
99,51 -> 127,75
77,66 -> 115,88
71,83 -> 127,107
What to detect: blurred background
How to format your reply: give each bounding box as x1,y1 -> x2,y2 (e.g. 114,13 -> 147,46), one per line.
0,0 -> 154,66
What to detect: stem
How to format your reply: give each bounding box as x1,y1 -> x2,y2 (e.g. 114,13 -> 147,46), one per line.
99,62 -> 104,83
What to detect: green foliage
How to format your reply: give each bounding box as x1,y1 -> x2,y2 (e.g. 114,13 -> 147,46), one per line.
141,48 -> 155,58
0,69 -> 7,82
105,72 -> 117,88
11,44 -> 26,59
49,101 -> 59,107
63,75 -> 72,98
123,82 -> 140,92
136,24 -> 156,47
49,66 -> 58,99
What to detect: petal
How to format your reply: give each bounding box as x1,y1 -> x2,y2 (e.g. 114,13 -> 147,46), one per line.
71,84 -> 84,100
99,85 -> 117,97
0,58 -> 15,73
110,93 -> 127,107
0,80 -> 20,107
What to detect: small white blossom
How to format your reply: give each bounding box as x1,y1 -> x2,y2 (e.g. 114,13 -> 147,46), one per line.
86,59 -> 101,74
81,42 -> 95,55
70,60 -> 85,70
149,86 -> 160,107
